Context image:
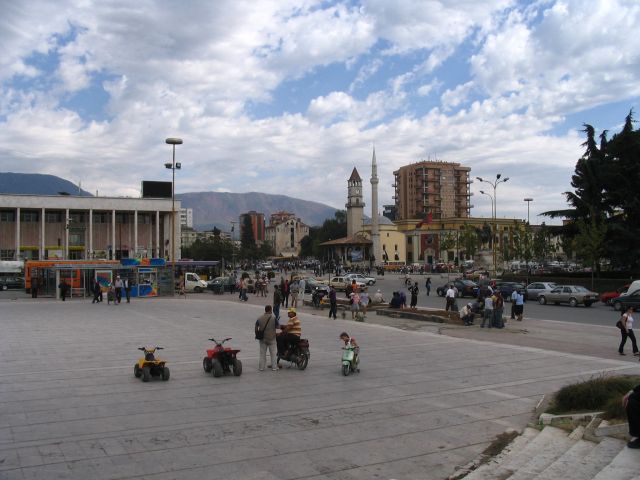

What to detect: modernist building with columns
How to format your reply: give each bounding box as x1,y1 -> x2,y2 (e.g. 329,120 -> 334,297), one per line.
0,194 -> 180,261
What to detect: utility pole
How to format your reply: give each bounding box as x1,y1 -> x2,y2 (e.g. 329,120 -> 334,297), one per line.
230,221 -> 237,271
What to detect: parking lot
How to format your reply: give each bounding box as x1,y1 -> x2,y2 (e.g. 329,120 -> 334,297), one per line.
0,296 -> 634,479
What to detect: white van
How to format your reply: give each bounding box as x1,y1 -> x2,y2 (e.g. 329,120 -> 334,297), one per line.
183,272 -> 208,293
625,280 -> 640,296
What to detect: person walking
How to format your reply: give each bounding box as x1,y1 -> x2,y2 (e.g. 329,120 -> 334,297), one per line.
425,277 -> 431,296
124,277 -> 131,303
619,307 -> 639,356
328,285 -> 338,319
515,290 -> 525,321
290,280 -> 299,308
255,305 -> 278,371
31,277 -> 39,298
114,275 -> 123,304
481,293 -> 494,328
409,282 -> 419,308
445,284 -> 456,311
510,289 -> 518,319
299,278 -> 306,304
493,291 -> 504,328
273,285 -> 282,323
283,279 -> 290,307
92,278 -> 101,304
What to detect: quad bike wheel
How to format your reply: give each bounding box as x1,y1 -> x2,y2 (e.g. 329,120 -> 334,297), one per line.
203,357 -> 212,373
342,364 -> 350,376
134,364 -> 142,378
232,358 -> 242,376
162,366 -> 170,381
142,366 -> 151,382
212,359 -> 223,378
296,354 -> 309,370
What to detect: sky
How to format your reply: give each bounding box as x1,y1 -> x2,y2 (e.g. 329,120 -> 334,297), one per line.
1,0 -> 639,224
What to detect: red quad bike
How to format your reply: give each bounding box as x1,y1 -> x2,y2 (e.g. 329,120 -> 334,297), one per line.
202,337 -> 242,377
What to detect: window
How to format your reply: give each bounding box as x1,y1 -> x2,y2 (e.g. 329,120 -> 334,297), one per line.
45,211 -> 64,223
0,211 -> 15,222
0,249 -> 16,260
69,212 -> 85,223
20,211 -> 39,222
93,212 -> 108,224
138,213 -> 152,224
116,213 -> 130,224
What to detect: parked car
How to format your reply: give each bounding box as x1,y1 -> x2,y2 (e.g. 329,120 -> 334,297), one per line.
344,273 -> 376,286
436,279 -> 479,298
495,281 -> 525,301
525,282 -> 557,301
0,276 -> 24,290
296,277 -> 330,295
537,285 -> 599,307
207,276 -> 236,294
612,289 -> 640,312
600,284 -> 630,306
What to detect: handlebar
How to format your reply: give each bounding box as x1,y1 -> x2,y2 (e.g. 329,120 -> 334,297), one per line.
138,346 -> 163,351
208,337 -> 232,344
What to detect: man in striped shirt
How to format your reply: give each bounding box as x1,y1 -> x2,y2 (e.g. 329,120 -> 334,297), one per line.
277,307 -> 302,366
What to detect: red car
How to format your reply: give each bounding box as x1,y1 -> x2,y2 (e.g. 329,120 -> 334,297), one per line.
600,284 -> 629,305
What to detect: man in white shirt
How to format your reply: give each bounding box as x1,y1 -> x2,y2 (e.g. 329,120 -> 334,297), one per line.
481,294 -> 494,328
445,285 -> 456,311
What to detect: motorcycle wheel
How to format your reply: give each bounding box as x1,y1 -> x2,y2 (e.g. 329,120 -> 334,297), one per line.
296,354 -> 309,370
162,366 -> 170,381
232,358 -> 242,376
134,364 -> 142,378
142,367 -> 151,382
212,359 -> 223,378
342,363 -> 350,376
203,357 -> 212,373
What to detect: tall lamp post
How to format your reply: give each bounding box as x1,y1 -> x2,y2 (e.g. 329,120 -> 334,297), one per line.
523,198 -> 533,225
477,174 -> 509,276
165,137 -> 183,292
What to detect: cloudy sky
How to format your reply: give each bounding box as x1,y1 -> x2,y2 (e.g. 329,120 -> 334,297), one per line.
1,0 -> 639,223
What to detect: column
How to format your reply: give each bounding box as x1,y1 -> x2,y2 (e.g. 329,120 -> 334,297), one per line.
155,210 -> 160,258
15,207 -> 20,260
112,210 -> 116,260
65,208 -> 69,260
40,208 -> 45,260
134,210 -> 138,258
89,209 -> 93,259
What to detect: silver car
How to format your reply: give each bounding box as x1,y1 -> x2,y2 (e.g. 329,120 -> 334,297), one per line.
525,282 -> 557,300
537,285 -> 599,307
344,273 -> 376,286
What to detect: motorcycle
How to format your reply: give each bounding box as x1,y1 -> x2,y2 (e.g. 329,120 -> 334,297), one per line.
202,337 -> 242,378
277,336 -> 310,370
341,342 -> 359,376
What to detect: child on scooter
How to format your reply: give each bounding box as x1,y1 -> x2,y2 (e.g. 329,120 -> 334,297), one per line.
339,332 -> 359,361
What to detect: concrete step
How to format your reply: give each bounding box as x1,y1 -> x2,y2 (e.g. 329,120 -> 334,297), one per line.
463,428 -> 540,480
533,438 -> 596,480
592,444 -> 640,480
499,426 -> 578,480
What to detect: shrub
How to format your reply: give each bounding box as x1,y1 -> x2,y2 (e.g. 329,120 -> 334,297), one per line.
551,375 -> 640,417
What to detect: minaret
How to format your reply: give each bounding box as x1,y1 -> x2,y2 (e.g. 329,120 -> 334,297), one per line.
346,167 -> 364,238
370,148 -> 381,266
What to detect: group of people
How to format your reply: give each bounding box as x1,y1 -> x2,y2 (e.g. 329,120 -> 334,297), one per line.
91,275 -> 131,305
254,304 -> 358,371
446,283 -> 526,328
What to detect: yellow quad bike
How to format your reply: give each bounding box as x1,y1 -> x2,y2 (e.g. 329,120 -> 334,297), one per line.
134,346 -> 170,382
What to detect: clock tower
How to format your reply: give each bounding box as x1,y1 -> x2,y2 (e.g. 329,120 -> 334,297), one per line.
346,167 -> 364,238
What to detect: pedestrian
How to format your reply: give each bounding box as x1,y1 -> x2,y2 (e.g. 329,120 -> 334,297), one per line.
59,279 -> 69,301
290,280 -> 299,308
255,305 -> 278,371
445,284 -> 456,311
31,277 -> 39,298
623,384 -> 640,448
510,289 -> 518,319
273,285 -> 282,323
493,291 -> 504,328
360,288 -> 370,316
299,278 -> 306,304
328,285 -> 338,319
92,278 -> 101,304
349,290 -> 360,319
515,290 -> 525,321
124,277 -> 131,303
410,282 -> 419,308
425,277 -> 431,296
481,293 -> 494,328
619,307 -> 639,356
283,279 -> 290,307
114,275 -> 123,304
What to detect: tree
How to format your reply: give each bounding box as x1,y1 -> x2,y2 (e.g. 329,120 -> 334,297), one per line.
533,223 -> 555,262
299,235 -> 314,257
240,215 -> 254,249
574,215 -> 607,288
459,224 -> 479,260
439,231 -> 456,262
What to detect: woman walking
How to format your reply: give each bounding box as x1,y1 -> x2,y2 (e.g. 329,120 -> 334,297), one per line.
619,307 -> 639,356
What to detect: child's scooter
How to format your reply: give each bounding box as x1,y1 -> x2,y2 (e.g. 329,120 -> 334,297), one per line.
341,342 -> 359,376
202,337 -> 242,377
134,346 -> 170,382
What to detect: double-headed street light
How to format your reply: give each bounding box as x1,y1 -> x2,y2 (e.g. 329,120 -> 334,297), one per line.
524,198 -> 533,225
165,137 -> 183,292
477,174 -> 509,276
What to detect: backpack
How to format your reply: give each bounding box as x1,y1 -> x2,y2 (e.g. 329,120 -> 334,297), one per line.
616,314 -> 626,330
255,315 -> 272,340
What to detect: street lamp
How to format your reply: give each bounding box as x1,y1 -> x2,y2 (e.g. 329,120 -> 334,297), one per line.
476,174 -> 509,276
165,137 -> 183,292
524,198 -> 533,225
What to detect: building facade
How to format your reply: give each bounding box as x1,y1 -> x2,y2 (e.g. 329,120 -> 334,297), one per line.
393,160 -> 471,221
346,168 -> 365,237
180,208 -> 193,228
0,194 -> 180,261
239,210 -> 266,245
265,212 -> 309,257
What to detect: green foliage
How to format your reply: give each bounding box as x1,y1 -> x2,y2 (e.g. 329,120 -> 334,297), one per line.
240,215 -> 254,249
302,211 -> 347,257
549,375 -> 640,420
511,221 -> 533,263
299,234 -> 314,257
533,223 -> 555,261
439,231 -> 456,260
459,224 -> 479,259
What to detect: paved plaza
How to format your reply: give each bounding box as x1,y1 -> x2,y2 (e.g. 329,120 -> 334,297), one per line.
0,297 -> 636,479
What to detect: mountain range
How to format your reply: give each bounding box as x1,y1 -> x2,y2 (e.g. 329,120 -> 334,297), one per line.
0,173 -> 338,229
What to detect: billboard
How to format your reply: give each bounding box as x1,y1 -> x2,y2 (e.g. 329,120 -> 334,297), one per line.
141,181 -> 172,198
